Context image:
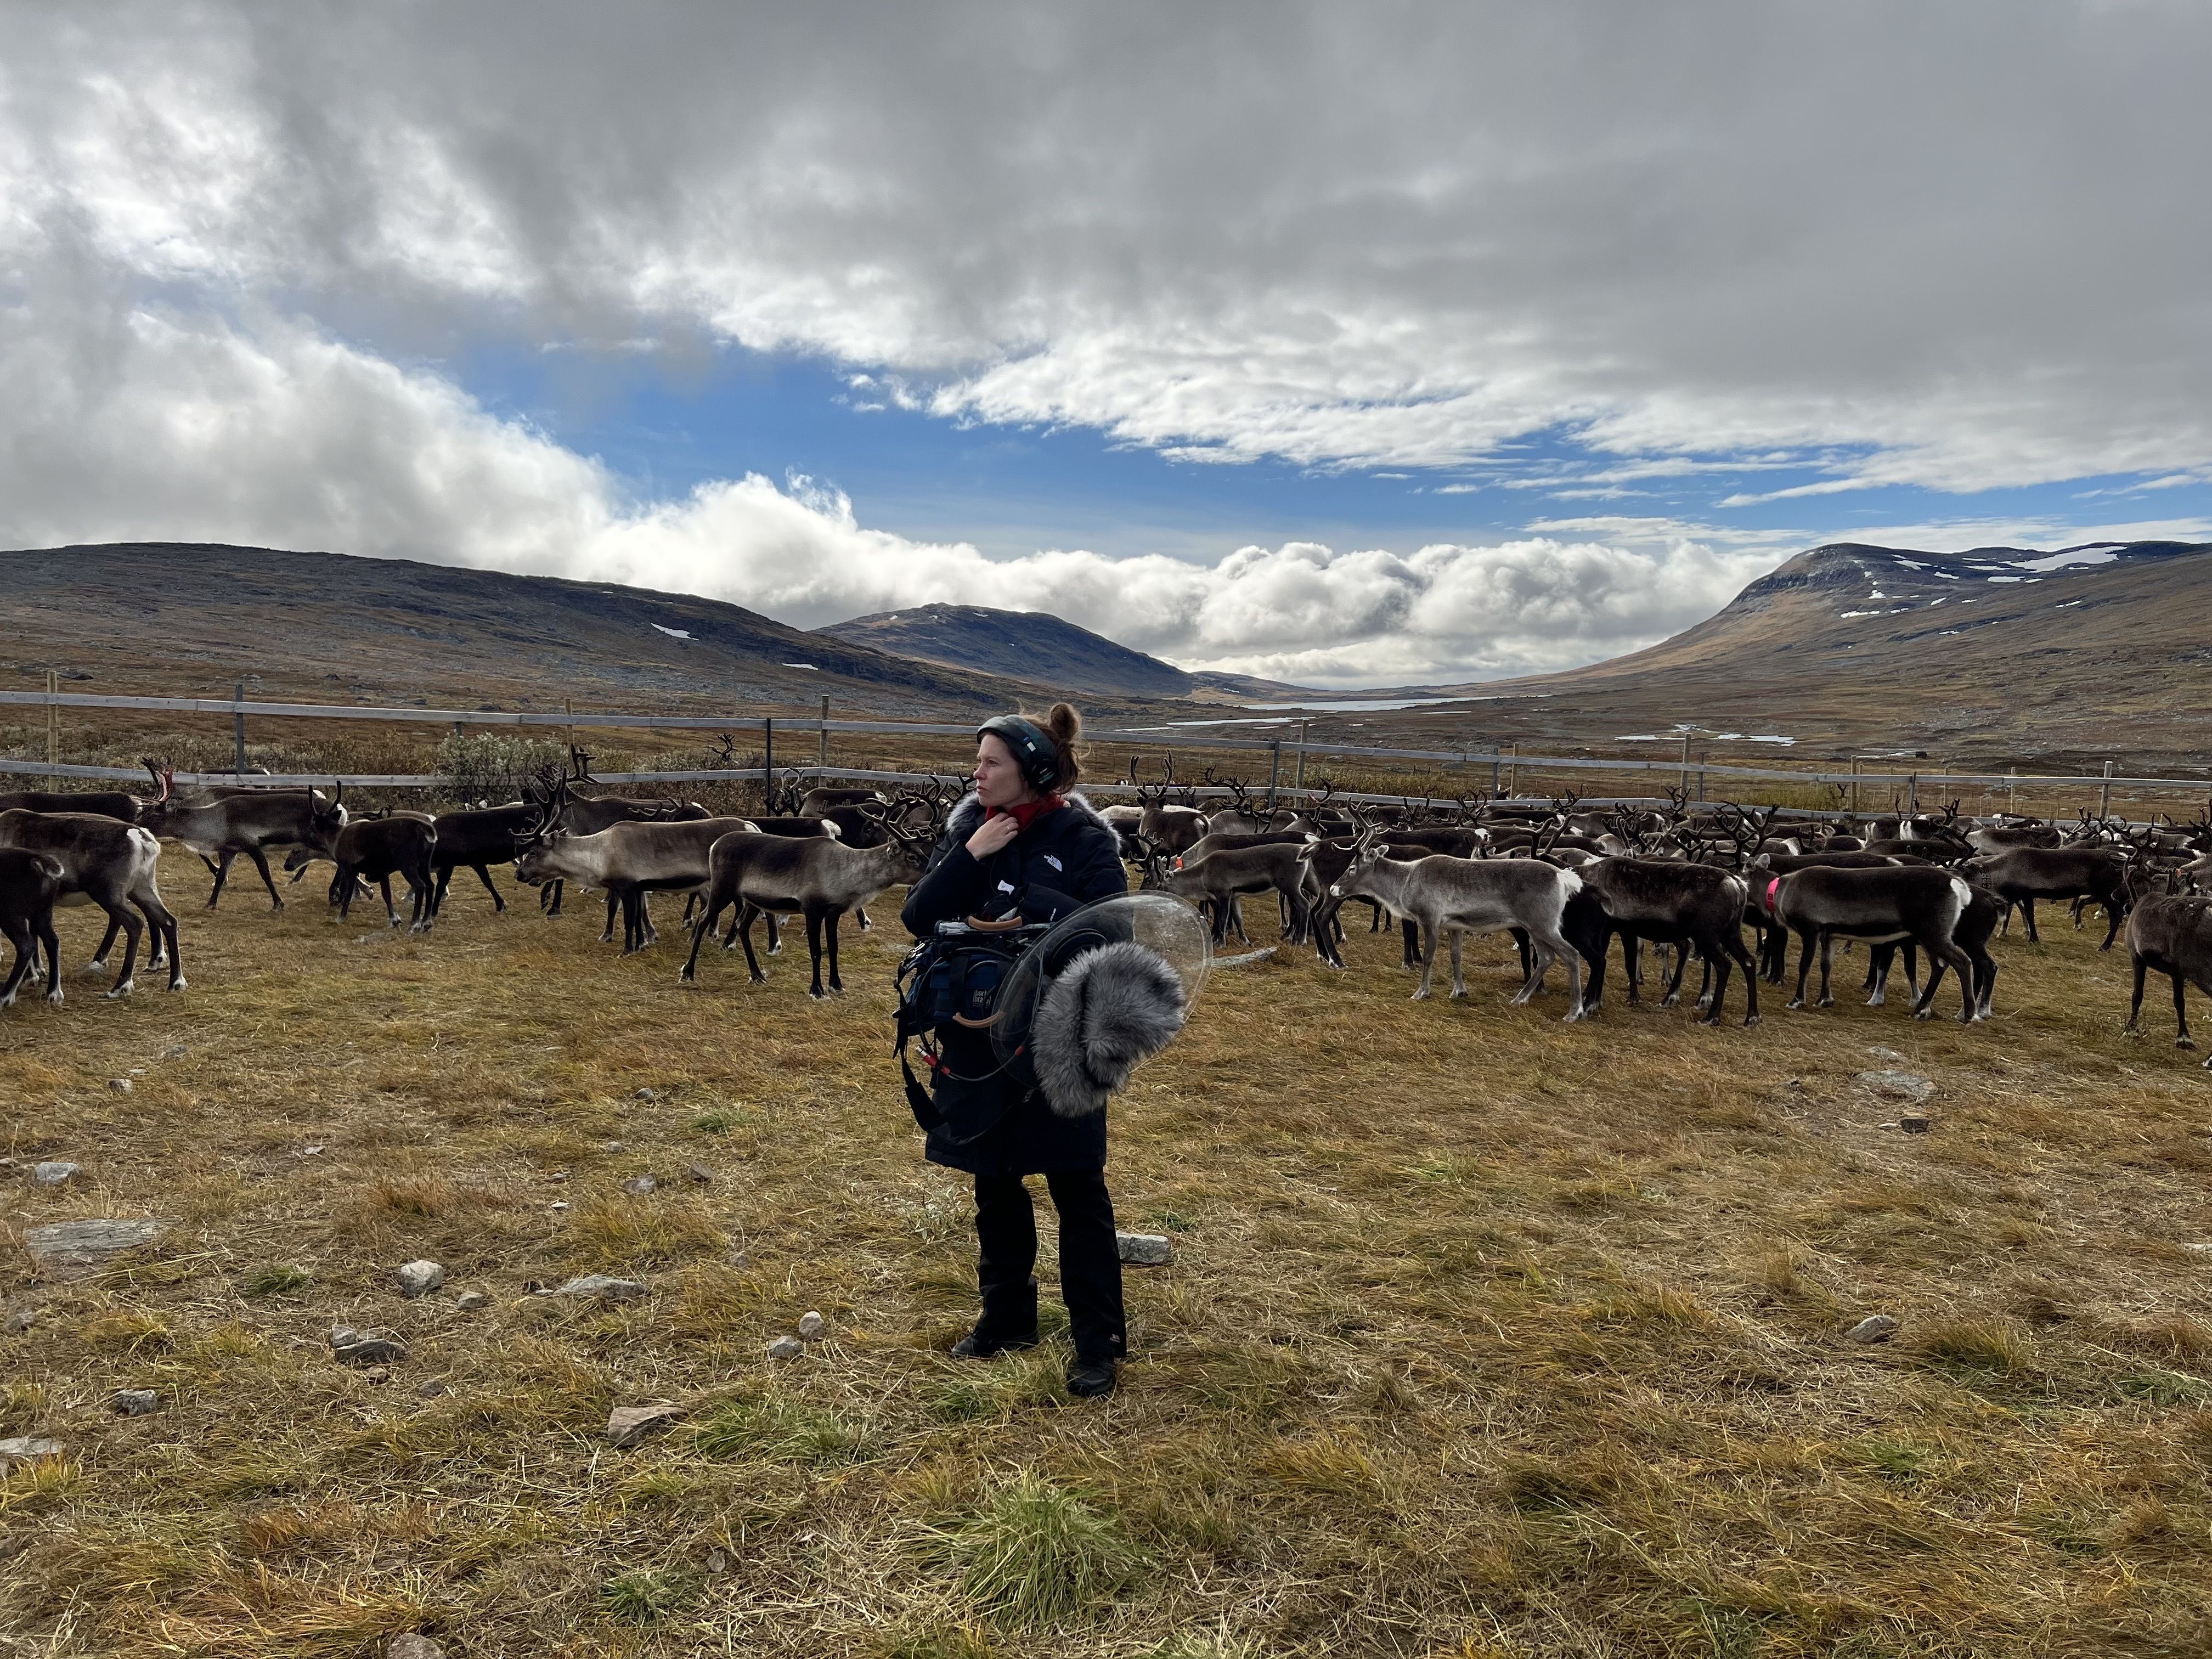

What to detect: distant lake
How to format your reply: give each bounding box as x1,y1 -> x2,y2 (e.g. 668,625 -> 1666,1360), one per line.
1243,696 -> 1496,712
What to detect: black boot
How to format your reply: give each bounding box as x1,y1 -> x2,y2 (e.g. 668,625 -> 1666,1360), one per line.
1066,1357 -> 1117,1398
951,1327 -> 1039,1360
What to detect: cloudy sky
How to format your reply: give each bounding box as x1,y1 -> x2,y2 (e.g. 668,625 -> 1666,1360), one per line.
5,3 -> 2208,687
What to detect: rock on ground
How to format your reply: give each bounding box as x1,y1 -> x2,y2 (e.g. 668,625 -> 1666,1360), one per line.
0,1435 -> 66,1466
22,1217 -> 176,1282
551,1275 -> 647,1302
3,1310 -> 36,1335
395,1260 -> 445,1298
329,1325 -> 409,1365
388,1635 -> 447,1659
1857,1070 -> 1936,1104
31,1161 -> 82,1187
1117,1232 -> 1173,1266
108,1077 -> 133,1093
111,1389 -> 159,1416
767,1335 -> 804,1360
1846,1314 -> 1901,1344
797,1311 -> 825,1340
619,1173 -> 658,1196
606,1403 -> 682,1447
454,1290 -> 489,1312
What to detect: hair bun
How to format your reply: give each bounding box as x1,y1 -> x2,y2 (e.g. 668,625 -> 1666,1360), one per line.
1045,703 -> 1082,744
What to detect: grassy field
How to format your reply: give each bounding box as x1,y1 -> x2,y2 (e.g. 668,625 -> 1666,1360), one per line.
4,847 -> 2211,1658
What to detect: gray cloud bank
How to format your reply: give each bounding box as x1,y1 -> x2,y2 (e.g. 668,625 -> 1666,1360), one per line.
3,3 -> 2206,684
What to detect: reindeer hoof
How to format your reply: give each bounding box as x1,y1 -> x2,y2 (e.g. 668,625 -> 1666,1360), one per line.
83,960 -> 108,975
1742,1014 -> 1762,1028
168,978 -> 187,992
106,981 -> 134,998
47,988 -> 64,1005
748,973 -> 767,985
2179,1037 -> 2198,1051
1817,996 -> 1834,1008
1786,997 -> 1805,1011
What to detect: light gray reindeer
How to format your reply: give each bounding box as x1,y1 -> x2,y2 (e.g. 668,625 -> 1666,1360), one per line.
1328,833 -> 1585,1015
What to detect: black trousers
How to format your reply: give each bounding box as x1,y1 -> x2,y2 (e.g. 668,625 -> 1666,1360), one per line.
973,1170 -> 1127,1364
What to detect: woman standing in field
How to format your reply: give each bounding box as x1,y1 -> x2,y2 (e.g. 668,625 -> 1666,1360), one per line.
900,703 -> 1132,1398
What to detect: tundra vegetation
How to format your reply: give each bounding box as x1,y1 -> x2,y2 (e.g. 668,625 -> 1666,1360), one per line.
3,798 -> 2211,1655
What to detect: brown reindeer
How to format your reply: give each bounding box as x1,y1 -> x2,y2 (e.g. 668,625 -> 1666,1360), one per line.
0,809 -> 183,996
2123,890 -> 2212,1068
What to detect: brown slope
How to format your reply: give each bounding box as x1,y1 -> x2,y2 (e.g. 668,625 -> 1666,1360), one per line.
1355,540 -> 2212,773
817,602 -> 1199,698
0,541 -> 1040,714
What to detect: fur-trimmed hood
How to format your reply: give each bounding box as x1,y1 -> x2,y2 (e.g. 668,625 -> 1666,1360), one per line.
943,789 -> 1117,842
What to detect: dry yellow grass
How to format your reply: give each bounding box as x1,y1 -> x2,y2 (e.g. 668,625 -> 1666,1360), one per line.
4,845 -> 2211,1656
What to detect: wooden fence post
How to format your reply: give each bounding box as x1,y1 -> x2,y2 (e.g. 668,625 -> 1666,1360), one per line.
1849,756 -> 1860,816
46,668 -> 58,788
1292,721 -> 1308,794
234,680 -> 246,776
819,695 -> 830,766
1266,738 -> 1282,813
1508,742 -> 1519,800
763,717 -> 774,806
2100,759 -> 2114,821
1678,735 -> 1690,795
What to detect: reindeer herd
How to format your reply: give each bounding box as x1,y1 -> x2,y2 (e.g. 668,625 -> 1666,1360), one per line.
3,751 -> 2210,1073
1113,767 -> 2212,1065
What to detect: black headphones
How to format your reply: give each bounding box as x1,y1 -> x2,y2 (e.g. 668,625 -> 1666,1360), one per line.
977,714 -> 1060,791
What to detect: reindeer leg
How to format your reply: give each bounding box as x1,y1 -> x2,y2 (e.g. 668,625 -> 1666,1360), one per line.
1728,927 -> 1759,1026
680,894 -> 720,983
601,889 -> 619,943
2021,896 -> 2040,943
246,846 -> 284,910
0,921 -> 30,1007
2100,893 -> 2125,951
380,877 -> 401,927
1410,914 -> 1437,1000
104,900 -> 142,997
1447,929 -> 1466,998
39,913 -> 63,1004
2124,958 -> 2149,1035
826,909 -> 844,994
1817,933 -> 1836,1006
2176,974 -> 2195,1049
1660,941 -> 1688,1008
86,912 -> 123,975
766,911 -> 783,955
544,878 -> 564,918
855,905 -> 871,932
1866,945 -> 1889,1007
738,905 -> 770,984
474,864 -> 505,912
640,892 -> 658,947
206,849 -> 234,909
143,893 -> 184,990
805,908 -> 828,998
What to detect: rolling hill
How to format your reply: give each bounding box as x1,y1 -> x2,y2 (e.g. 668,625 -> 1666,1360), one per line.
0,542 -> 1040,715
817,603 -> 1203,699
1361,539 -> 2212,772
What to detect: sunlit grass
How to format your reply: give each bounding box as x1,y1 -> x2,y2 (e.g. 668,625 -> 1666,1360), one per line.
1,843 -> 2208,1655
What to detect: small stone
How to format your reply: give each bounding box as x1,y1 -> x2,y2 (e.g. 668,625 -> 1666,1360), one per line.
1898,1110 -> 1932,1134
767,1335 -> 804,1360
0,1435 -> 66,1466
620,1174 -> 658,1197
797,1311 -> 825,1340
1866,1046 -> 1908,1063
634,1087 -> 659,1102
31,1161 -> 81,1187
550,1200 -> 569,1212
603,1141 -> 629,1154
300,1144 -> 325,1157
552,1274 -> 648,1302
388,1634 -> 447,1659
23,1217 -> 175,1280
725,1247 -> 751,1268
4,1309 -> 36,1335
329,1324 -> 408,1365
606,1403 -> 682,1447
162,1044 -> 189,1059
1857,1069 -> 1936,1104
416,1379 -> 448,1398
111,1389 -> 159,1416
395,1260 -> 445,1299
1846,1314 -> 1900,1344
706,1547 -> 730,1575
686,1161 -> 715,1184
454,1290 -> 489,1312
546,1169 -> 569,1182
364,1365 -> 391,1385
1116,1232 -> 1173,1266
2181,1243 -> 2212,1257
108,1077 -> 133,1094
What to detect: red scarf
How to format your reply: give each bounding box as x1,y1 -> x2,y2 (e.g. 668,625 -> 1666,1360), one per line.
986,793 -> 1064,831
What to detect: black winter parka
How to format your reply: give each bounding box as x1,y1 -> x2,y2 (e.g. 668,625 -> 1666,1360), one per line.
900,792 -> 1129,1174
